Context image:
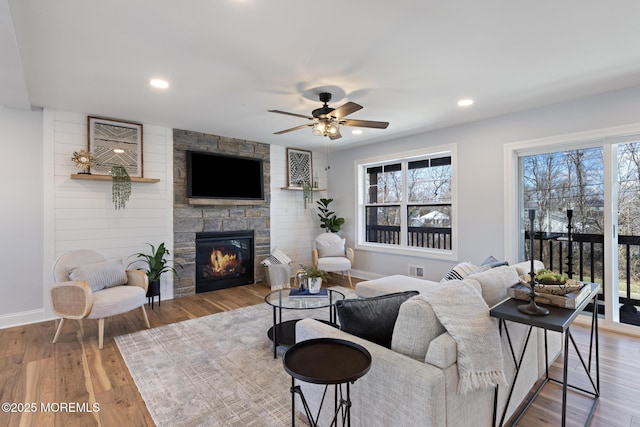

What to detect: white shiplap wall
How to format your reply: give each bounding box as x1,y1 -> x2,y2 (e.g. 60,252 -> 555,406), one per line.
269,144 -> 328,272
43,109 -> 173,318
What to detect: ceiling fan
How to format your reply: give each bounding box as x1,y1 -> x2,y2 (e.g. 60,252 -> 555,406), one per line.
268,92 -> 389,140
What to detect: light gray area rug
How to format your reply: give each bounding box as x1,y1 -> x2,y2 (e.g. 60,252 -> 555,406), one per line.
115,287 -> 355,427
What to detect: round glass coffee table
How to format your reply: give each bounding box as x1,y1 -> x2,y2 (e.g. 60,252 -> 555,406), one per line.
264,288 -> 345,358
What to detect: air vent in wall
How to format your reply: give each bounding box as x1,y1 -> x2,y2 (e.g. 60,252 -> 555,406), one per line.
408,265 -> 425,278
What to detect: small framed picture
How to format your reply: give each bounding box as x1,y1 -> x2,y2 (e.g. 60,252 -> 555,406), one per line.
88,116 -> 143,177
287,148 -> 313,187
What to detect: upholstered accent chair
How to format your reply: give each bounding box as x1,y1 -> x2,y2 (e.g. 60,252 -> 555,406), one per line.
50,249 -> 150,349
312,233 -> 354,287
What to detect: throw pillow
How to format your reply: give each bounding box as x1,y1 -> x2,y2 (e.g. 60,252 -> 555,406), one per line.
335,290 -> 419,348
68,258 -> 128,292
441,261 -> 482,282
480,255 -> 509,269
260,255 -> 280,266
271,247 -> 292,265
316,237 -> 346,258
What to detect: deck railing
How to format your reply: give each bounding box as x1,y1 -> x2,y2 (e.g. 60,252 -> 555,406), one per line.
367,225 -> 640,323
366,225 -> 452,249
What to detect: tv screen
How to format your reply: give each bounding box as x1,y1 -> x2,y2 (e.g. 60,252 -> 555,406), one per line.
187,151 -> 264,200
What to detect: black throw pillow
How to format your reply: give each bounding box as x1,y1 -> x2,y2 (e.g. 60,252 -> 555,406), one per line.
335,290 -> 419,348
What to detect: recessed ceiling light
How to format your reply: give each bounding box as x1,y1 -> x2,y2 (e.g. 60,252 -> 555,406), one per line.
150,78 -> 169,89
113,148 -> 125,154
458,98 -> 474,107
352,129 -> 363,135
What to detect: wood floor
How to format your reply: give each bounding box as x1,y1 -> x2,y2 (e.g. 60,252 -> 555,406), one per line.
0,274 -> 638,427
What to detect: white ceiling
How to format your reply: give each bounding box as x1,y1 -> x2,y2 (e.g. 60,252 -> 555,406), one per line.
3,0 -> 640,150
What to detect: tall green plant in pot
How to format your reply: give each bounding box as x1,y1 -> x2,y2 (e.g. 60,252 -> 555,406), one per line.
129,243 -> 181,298
316,198 -> 344,233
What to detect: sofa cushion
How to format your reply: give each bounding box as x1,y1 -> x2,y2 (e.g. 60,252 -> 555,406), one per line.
68,258 -> 128,292
465,265 -> 521,306
335,290 -> 419,348
391,296 -> 445,361
480,255 -> 509,269
356,274 -> 441,298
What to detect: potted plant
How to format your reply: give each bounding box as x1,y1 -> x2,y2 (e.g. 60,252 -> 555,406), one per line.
299,264 -> 329,294
316,198 -> 345,233
129,242 -> 181,299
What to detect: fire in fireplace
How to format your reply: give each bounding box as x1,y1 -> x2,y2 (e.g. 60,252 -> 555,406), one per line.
195,230 -> 254,293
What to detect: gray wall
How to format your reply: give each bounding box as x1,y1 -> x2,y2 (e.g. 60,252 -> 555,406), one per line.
328,85 -> 640,281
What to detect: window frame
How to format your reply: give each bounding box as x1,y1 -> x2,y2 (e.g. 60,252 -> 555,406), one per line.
355,144 -> 458,261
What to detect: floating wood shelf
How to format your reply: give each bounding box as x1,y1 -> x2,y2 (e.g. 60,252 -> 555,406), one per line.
71,174 -> 160,183
280,187 -> 327,191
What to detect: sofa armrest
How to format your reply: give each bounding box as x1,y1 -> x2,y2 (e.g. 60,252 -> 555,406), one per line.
425,332 -> 457,369
50,280 -> 93,319
295,318 -> 446,427
125,270 -> 149,293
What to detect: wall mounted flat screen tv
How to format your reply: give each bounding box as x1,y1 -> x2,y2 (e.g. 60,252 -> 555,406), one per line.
187,151 -> 264,200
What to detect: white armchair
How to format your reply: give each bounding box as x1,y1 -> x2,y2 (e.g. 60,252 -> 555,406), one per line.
312,233 -> 354,287
50,249 -> 150,349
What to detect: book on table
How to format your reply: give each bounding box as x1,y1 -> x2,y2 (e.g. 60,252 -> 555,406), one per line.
289,288 -> 328,298
507,281 -> 592,309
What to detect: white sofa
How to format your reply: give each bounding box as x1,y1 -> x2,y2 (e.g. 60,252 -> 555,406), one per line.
295,262 -> 562,426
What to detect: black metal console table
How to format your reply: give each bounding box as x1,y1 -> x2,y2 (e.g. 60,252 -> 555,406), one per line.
283,338 -> 371,427
490,283 -> 600,427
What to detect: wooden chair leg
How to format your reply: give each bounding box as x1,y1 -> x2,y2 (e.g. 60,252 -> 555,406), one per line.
52,318 -> 65,343
347,271 -> 353,287
98,318 -> 104,349
140,305 -> 150,328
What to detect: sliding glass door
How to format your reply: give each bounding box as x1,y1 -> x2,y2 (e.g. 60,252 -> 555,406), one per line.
516,137 -> 640,328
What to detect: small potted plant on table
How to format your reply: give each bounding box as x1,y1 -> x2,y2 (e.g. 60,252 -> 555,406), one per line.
299,264 -> 330,294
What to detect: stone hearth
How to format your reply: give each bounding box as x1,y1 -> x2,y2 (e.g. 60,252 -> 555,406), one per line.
172,129 -> 270,297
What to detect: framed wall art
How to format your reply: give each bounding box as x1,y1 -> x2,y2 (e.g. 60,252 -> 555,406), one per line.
88,116 -> 143,177
287,148 -> 312,187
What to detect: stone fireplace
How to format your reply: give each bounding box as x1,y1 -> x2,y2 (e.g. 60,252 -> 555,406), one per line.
172,129 -> 270,297
195,230 -> 254,293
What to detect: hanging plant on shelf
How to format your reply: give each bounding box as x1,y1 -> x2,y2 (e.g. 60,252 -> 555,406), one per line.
302,181 -> 313,209
71,150 -> 95,174
111,166 -> 131,210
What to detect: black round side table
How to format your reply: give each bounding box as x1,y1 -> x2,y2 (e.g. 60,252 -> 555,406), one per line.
283,338 -> 371,427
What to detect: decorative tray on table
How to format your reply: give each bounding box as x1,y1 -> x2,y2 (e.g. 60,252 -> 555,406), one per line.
507,269 -> 591,309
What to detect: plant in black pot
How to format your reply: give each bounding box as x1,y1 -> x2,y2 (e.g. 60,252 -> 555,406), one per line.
129,242 -> 181,307
316,198 -> 345,233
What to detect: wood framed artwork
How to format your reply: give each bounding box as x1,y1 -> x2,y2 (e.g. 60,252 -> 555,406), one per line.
88,116 -> 143,177
287,148 -> 313,187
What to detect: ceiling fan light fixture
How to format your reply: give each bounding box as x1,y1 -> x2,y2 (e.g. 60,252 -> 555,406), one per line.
327,121 -> 340,135
312,122 -> 326,136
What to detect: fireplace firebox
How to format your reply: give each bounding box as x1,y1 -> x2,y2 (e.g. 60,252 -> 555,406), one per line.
195,230 -> 254,293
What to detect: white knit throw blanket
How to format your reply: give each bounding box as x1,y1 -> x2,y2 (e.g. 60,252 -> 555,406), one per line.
415,282 -> 507,394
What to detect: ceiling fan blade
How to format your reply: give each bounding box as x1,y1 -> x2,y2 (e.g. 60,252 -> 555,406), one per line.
329,102 -> 363,119
341,119 -> 389,129
268,110 -> 315,120
273,123 -> 313,135
329,130 -> 342,140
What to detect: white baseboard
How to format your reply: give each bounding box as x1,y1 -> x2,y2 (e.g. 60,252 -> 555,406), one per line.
0,309 -> 53,329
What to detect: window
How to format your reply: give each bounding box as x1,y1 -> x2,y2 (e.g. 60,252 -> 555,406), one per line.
357,146 -> 455,256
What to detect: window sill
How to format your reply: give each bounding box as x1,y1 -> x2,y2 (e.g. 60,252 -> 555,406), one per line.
355,241 -> 458,261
